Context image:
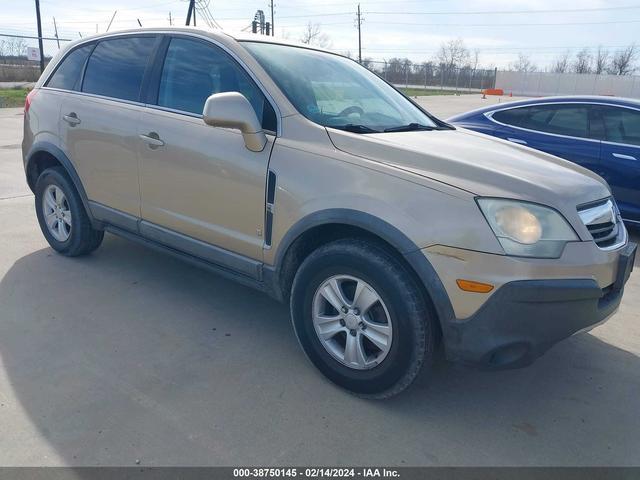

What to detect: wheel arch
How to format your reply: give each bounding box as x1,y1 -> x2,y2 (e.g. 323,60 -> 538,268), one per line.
25,142 -> 97,226
268,209 -> 456,337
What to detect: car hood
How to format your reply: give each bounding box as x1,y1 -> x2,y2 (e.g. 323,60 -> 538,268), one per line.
326,127 -> 611,207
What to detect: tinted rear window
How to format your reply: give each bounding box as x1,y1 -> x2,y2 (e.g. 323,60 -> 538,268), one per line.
83,36 -> 156,102
46,44 -> 93,91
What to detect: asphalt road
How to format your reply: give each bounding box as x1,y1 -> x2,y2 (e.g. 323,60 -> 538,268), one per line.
1,98 -> 639,466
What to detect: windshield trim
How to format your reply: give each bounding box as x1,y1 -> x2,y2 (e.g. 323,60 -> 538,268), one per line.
239,40 -> 454,133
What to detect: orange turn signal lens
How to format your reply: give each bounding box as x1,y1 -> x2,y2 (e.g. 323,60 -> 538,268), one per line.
456,279 -> 494,293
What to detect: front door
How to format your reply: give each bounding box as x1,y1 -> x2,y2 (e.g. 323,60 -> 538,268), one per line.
595,105 -> 640,222
137,36 -> 278,264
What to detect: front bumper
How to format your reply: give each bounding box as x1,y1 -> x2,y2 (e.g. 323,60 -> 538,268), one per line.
442,242 -> 636,368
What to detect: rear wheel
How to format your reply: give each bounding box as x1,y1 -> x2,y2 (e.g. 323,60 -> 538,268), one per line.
290,239 -> 435,398
35,167 -> 104,256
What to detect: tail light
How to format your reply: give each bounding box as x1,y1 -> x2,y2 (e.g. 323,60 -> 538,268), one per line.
24,89 -> 37,114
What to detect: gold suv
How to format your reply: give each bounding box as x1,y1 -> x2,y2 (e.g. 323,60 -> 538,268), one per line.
23,28 -> 636,398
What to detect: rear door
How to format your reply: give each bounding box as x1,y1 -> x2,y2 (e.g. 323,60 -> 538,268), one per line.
595,105 -> 640,221
490,103 -> 601,174
60,35 -> 158,223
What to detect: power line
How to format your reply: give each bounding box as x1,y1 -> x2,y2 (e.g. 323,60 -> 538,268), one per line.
213,4 -> 640,20
362,19 -> 640,27
362,44 -> 636,53
0,32 -> 71,41
365,5 -> 640,15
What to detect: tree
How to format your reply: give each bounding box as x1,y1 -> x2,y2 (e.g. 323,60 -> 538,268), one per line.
361,57 -> 374,69
299,22 -> 330,48
436,38 -> 469,73
594,46 -> 609,75
573,48 -> 593,74
551,51 -> 571,73
609,44 -> 637,75
510,53 -> 536,73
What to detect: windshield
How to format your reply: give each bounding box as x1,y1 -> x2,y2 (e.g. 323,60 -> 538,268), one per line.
242,41 -> 440,133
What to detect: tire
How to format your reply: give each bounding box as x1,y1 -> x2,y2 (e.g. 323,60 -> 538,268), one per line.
290,238 -> 435,398
35,167 -> 104,257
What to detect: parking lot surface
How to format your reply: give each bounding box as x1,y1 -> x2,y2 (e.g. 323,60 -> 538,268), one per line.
0,98 -> 638,466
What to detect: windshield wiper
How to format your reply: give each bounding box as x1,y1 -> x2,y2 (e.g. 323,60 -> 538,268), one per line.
331,124 -> 381,134
383,123 -> 438,133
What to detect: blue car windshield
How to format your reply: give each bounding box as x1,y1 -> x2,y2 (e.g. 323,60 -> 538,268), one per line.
242,41 -> 440,133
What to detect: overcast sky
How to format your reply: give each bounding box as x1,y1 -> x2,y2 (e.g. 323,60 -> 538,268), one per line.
3,0 -> 638,69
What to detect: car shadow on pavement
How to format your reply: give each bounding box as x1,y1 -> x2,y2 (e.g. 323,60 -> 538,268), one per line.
0,233 -> 639,466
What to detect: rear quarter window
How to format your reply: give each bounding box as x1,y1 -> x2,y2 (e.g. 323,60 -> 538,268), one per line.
82,36 -> 156,102
491,107 -> 530,127
46,44 -> 94,91
493,104 -> 589,139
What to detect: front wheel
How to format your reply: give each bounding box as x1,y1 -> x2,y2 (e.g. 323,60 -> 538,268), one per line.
290,239 -> 435,398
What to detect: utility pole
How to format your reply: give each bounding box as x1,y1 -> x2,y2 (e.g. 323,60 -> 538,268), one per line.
186,0 -> 195,26
355,4 -> 362,64
52,17 -> 60,48
34,0 -> 45,73
106,10 -> 117,32
168,11 -> 173,26
270,0 -> 275,36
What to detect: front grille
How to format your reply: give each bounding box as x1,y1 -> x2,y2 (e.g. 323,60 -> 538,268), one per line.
586,221 -> 618,247
577,198 -> 624,249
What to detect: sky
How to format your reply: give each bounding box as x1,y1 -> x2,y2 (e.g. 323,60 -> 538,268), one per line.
2,0 -> 639,70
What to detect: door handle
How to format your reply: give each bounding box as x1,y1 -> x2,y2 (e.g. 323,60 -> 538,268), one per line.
507,137 -> 527,145
139,132 -> 165,148
62,113 -> 81,126
612,153 -> 637,161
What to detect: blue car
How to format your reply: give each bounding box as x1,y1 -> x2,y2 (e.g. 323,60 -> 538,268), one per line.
448,96 -> 640,225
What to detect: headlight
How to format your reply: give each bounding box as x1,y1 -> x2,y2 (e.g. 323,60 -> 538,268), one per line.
477,198 -> 578,258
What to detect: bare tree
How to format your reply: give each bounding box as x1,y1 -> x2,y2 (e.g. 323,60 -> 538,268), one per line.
299,22 -> 330,48
594,46 -> 609,74
436,38 -> 469,73
609,44 -> 637,75
573,48 -> 593,74
551,51 -> 571,73
510,53 -> 536,73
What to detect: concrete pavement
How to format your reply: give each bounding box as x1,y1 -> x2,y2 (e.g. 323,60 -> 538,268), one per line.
0,102 -> 639,466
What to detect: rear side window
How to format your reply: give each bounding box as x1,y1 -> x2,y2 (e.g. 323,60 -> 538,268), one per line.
46,44 -> 93,91
494,104 -> 589,139
156,37 -> 277,131
83,36 -> 156,102
599,106 -> 640,146
491,107 -> 530,127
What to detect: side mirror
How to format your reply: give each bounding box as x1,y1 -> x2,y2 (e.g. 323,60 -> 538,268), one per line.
202,92 -> 267,152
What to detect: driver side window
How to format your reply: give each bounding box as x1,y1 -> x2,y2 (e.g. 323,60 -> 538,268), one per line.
157,37 -> 277,131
